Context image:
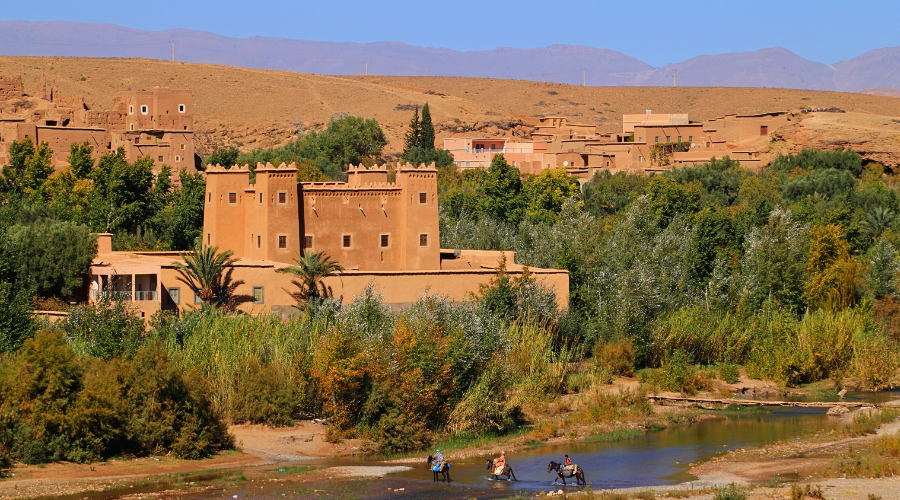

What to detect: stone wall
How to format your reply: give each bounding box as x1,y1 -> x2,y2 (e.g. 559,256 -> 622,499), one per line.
0,76 -> 24,101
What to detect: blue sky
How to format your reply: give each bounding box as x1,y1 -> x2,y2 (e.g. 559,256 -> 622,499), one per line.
4,0 -> 899,67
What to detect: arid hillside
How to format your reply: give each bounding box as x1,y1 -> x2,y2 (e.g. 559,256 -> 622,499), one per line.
2,56 -> 900,162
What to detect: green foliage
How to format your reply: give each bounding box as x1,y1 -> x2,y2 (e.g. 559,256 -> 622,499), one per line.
173,243 -> 243,308
647,176 -> 702,224
67,141 -> 94,179
234,115 -> 387,179
201,146 -> 240,169
649,141 -> 691,166
278,250 -> 344,302
739,207 -> 809,313
782,168 -> 858,202
521,168 -> 580,224
2,137 -> 54,196
665,157 -> 745,206
0,280 -> 36,353
0,329 -> 232,464
479,154 -> 523,225
770,148 -> 864,177
3,218 -> 97,298
867,238 -> 899,299
713,484 -> 747,500
229,358 -> 296,426
402,105 -> 420,155
582,170 -> 650,216
61,294 -> 146,360
419,103 -> 435,151
402,146 -> 455,167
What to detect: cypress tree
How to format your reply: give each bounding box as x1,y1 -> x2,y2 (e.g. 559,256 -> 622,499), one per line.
419,102 -> 435,151
402,105 -> 420,157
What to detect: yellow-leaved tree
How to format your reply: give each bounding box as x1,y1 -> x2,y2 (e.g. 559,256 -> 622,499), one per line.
804,224 -> 861,312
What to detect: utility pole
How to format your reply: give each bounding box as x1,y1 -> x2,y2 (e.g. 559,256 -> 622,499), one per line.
363,60 -> 370,76
581,68 -> 587,87
542,73 -> 548,83
673,69 -> 678,87
169,40 -> 176,62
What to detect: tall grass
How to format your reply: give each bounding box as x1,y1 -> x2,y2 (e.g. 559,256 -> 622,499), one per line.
652,304 -> 898,388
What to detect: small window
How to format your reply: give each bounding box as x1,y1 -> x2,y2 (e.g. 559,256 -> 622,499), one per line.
178,104 -> 186,113
207,233 -> 210,245
638,156 -> 643,162
689,136 -> 693,142
208,192 -> 212,203
252,287 -> 264,304
158,156 -> 164,162
277,191 -> 288,205
304,235 -> 313,248
175,155 -> 181,162
168,287 -> 180,305
655,136 -> 659,143
257,235 -> 261,248
228,192 -> 237,204
380,234 -> 389,248
419,192 -> 427,204
342,235 -> 351,248
278,235 -> 287,249
180,144 -> 186,150
130,123 -> 134,131
760,125 -> 768,135
666,136 -> 671,142
677,136 -> 682,142
129,105 -> 134,115
419,234 -> 428,247
194,293 -> 202,304
258,192 -> 263,204
638,137 -> 643,142
140,105 -> 148,115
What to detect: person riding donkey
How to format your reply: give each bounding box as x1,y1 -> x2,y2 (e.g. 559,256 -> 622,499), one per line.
492,451 -> 507,476
564,454 -> 575,472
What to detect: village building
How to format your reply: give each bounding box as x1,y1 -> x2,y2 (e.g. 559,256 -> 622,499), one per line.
88,162 -> 569,316
446,110 -> 793,179
0,72 -> 196,171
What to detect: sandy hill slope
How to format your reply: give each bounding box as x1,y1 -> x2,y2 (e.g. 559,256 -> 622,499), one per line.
1,56 -> 899,161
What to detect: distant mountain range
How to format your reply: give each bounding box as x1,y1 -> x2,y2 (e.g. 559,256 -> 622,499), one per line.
1,20 -> 898,92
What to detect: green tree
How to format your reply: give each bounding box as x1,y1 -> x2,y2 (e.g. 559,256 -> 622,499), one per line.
88,149 -> 156,235
173,243 -> 241,307
867,238 -> 899,300
419,103 -> 435,151
3,219 -> 97,299
479,154 -> 523,225
278,250 -> 344,302
804,224 -> 861,312
0,280 -> 36,353
154,170 -> 206,250
67,141 -> 94,179
521,167 -> 579,224
739,207 -> 809,313
647,176 -> 702,225
403,105 -> 421,156
201,146 -> 240,169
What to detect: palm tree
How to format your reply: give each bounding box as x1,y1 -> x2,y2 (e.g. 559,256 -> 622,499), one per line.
173,242 -> 241,307
278,251 -> 344,302
862,207 -> 895,241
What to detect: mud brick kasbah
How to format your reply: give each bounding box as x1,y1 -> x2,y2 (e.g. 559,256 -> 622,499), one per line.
0,70 -> 196,170
88,161 -> 569,316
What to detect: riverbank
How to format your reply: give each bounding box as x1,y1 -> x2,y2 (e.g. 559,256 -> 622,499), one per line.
0,379 -> 896,499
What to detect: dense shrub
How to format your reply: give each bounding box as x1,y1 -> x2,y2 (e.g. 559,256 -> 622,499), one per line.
0,329 -> 232,464
594,338 -> 635,377
61,294 -> 146,359
229,358 -> 296,426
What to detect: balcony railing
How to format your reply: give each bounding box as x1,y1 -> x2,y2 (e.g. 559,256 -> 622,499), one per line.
134,290 -> 158,301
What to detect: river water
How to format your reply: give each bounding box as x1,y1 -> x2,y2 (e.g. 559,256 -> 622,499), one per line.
53,390 -> 900,499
